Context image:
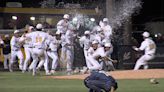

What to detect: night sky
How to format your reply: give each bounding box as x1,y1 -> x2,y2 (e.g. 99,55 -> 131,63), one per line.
132,0 -> 164,24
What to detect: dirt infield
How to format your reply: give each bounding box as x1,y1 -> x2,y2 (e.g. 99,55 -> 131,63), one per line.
47,69 -> 164,80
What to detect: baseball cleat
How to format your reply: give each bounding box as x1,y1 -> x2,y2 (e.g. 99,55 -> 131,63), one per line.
50,70 -> 56,74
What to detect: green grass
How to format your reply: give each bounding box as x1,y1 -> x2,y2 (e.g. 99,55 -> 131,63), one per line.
0,71 -> 164,92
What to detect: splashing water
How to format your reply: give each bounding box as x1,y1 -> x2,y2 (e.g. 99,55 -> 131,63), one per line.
109,0 -> 142,45
40,0 -> 56,8
71,13 -> 87,27
69,12 -> 95,31
111,0 -> 142,29
67,0 -> 142,32
40,0 -> 142,31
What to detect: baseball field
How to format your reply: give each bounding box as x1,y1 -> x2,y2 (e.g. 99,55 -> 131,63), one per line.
0,69 -> 164,92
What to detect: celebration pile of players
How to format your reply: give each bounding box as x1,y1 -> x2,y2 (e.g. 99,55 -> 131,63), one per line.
0,14 -> 156,76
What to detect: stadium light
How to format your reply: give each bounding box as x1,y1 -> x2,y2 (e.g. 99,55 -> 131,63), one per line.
30,16 -> 35,21
12,16 -> 17,20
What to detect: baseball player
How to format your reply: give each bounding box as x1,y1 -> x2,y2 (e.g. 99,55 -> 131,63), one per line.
57,14 -> 70,63
65,28 -> 76,74
57,14 -> 70,34
101,43 -> 115,71
25,23 -> 50,76
84,71 -> 118,92
47,31 -> 61,74
132,31 -> 156,70
62,26 -> 76,75
100,18 -> 112,41
93,26 -> 105,44
79,31 -> 92,70
87,40 -> 104,71
22,26 -> 34,73
9,30 -> 24,72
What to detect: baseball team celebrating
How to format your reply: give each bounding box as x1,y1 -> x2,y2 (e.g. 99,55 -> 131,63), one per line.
0,14 -> 156,76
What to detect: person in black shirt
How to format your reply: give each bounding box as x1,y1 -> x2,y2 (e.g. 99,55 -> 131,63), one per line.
1,35 -> 11,69
84,71 -> 118,92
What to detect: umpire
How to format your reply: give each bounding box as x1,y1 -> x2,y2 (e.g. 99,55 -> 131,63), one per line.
84,71 -> 118,92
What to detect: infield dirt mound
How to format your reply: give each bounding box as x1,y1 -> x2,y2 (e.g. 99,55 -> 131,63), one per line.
47,69 -> 164,80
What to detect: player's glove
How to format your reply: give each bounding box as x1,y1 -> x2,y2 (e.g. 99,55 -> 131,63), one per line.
94,55 -> 101,60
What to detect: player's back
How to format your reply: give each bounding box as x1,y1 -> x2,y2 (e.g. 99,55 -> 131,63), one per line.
28,31 -> 48,49
88,46 -> 105,58
88,72 -> 113,83
10,36 -> 21,50
57,19 -> 69,33
145,38 -> 156,54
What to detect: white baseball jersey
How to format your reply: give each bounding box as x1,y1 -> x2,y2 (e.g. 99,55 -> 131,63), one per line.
86,46 -> 103,70
57,19 -> 69,33
103,47 -> 112,57
87,46 -> 105,58
26,31 -> 49,49
102,38 -> 111,45
10,36 -> 22,51
79,36 -> 91,50
101,25 -> 112,39
139,38 -> 156,55
49,36 -> 61,52
93,33 -> 105,44
21,33 -> 33,48
91,26 -> 99,35
62,30 -> 75,47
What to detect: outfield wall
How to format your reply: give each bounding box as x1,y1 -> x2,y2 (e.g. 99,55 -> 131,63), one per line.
0,45 -> 164,70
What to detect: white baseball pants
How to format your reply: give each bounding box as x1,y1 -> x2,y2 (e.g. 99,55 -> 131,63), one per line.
60,46 -> 66,63
47,51 -> 58,70
23,47 -> 33,71
134,54 -> 155,70
3,53 -> 10,69
87,56 -> 102,71
83,49 -> 92,69
9,50 -> 24,71
30,48 -> 45,74
65,46 -> 74,72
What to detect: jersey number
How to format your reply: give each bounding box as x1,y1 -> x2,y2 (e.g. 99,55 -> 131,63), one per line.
149,44 -> 155,50
36,36 -> 42,43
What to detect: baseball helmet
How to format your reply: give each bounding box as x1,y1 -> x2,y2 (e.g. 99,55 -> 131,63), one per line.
84,31 -> 90,35
56,30 -> 61,35
104,43 -> 112,47
36,23 -> 43,29
63,14 -> 70,19
5,34 -> 9,38
14,30 -> 20,34
92,40 -> 99,44
142,31 -> 150,37
103,18 -> 109,22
